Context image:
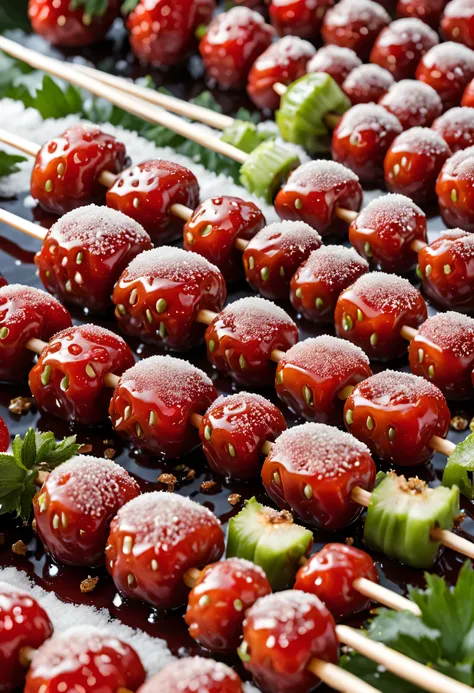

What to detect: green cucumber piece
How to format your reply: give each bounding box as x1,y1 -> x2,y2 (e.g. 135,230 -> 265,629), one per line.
364,473 -> 460,569
442,433 -> 474,499
239,140 -> 300,203
226,496 -> 313,590
276,72 -> 351,154
221,120 -> 264,154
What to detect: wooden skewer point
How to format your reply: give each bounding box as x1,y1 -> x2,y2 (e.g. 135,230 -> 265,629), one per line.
308,659 -> 380,693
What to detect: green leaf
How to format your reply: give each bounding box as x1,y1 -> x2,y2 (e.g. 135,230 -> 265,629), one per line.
366,609 -> 441,664
191,90 -> 223,113
0,151 -> 27,178
20,428 -> 37,470
342,652 -> 424,693
12,434 -> 25,468
43,435 -> 80,468
19,474 -> 38,523
34,76 -> 83,119
121,0 -> 140,12
0,489 -> 23,517
235,106 -> 261,125
69,0 -> 108,17
0,454 -> 26,497
0,0 -> 30,33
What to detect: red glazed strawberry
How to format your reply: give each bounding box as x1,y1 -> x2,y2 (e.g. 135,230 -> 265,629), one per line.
416,42 -> 474,109
379,81 -> 443,130
33,456 -> 140,566
106,492 -> 224,609
31,125 -> 127,216
113,247 -> 226,351
295,544 -> 379,620
290,245 -> 369,323
28,0 -> 120,46
137,658 -> 244,693
371,18 -> 439,81
106,160 -> 199,242
0,275 -> 7,288
184,196 -> 266,282
274,160 -> 363,238
335,273 -> 428,361
127,0 -> 215,67
432,107 -> 474,152
240,590 -> 338,693
436,146 -> 474,231
0,582 -> 53,693
442,0 -> 474,48
348,195 -> 427,274
199,392 -> 287,479
200,7 -> 274,89
205,296 -> 298,388
248,37 -> 316,111
35,205 -> 152,314
0,417 -> 8,452
397,0 -> 447,27
29,324 -> 135,425
269,0 -> 333,39
322,0 -> 391,61
262,423 -> 376,529
342,64 -> 394,105
109,355 -> 217,458
344,370 -> 451,466
185,558 -> 272,652
306,46 -> 361,87
462,77 -> 474,105
24,627 -> 146,693
243,221 -> 322,300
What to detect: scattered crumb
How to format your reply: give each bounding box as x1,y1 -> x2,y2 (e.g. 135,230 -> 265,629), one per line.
103,439 -> 114,446
345,536 -> 355,546
11,540 -> 27,556
185,468 -> 196,481
228,493 -> 241,506
8,396 -> 34,416
78,444 -> 93,454
31,520 -> 37,533
104,448 -> 116,459
80,576 -> 99,593
451,415 -> 469,432
201,480 -> 219,494
157,473 -> 177,492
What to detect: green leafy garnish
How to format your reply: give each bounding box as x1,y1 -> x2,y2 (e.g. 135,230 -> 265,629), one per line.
0,0 -> 30,33
0,151 -> 27,178
69,0 -> 109,17
442,432 -> 474,499
121,0 -> 140,13
33,75 -> 83,119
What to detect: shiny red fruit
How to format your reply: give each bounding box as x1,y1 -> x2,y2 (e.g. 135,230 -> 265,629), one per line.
306,45 -> 361,86
462,77 -> 474,105
436,146 -> 474,231
269,0 -> 334,39
342,64 -> 394,105
397,0 -> 447,27
432,107 -> 474,152
137,658 -> 244,693
370,18 -> 439,81
379,80 -> 442,130
28,0 -> 119,46
416,42 -> 474,109
0,275 -> 6,289
322,0 -> 390,61
442,0 -> 474,48
0,417 -> 8,453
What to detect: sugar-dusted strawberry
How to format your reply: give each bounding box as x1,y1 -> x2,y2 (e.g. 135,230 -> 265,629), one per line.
30,125 -> 127,216
110,355 -> 217,458
127,0 -> 215,67
269,0 -> 333,38
436,146 -> 474,231
442,0 -> 474,49
199,392 -> 287,479
432,107 -> 474,153
0,285 -> 71,383
379,80 -> 443,130
184,196 -> 266,282
35,205 -> 152,314
33,456 -> 140,566
262,423 -> 376,529
371,18 -> 439,81
342,64 -> 394,105
29,324 -> 134,425
28,0 -> 120,46
397,0 -> 447,27
137,658 -> 244,693
295,544 -> 379,620
462,77 -> 474,105
306,46 -> 361,86
24,626 -> 146,693
322,0 -> 391,60
0,583 -> 53,693
106,492 -> 224,609
416,42 -> 474,109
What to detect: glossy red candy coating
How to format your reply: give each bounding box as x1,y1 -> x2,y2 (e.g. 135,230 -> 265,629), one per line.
462,77 -> 474,105
33,456 -> 140,566
137,658 -> 244,693
379,81 -> 443,130
106,160 -> 200,242
290,245 -> 369,323
29,324 -> 134,425
28,0 -> 119,46
205,297 -> 299,388
442,0 -> 474,48
348,194 -> 427,274
416,42 -> 474,109
185,558 -> 272,652
199,392 -> 287,479
247,37 -> 316,111
113,247 -> 226,351
342,64 -> 394,105
397,0 -> 447,27
24,627 -> 146,693
321,0 -> 390,60
200,7 -> 274,89
106,492 -> 224,609
128,0 -> 215,67
306,46 -> 361,86
370,18 -> 439,81
432,107 -> 474,152
262,423 -> 376,529
31,125 -> 127,216
275,336 -> 372,426
183,196 -> 266,282
0,583 -> 53,693
335,273 -> 428,360
0,275 -> 6,288
274,160 -> 363,238
409,312 -> 474,399
295,543 -> 379,620
384,128 -> 452,206
436,146 -> 474,231
344,370 -> 450,466
0,285 -> 71,383
269,0 -> 334,39
332,104 -> 403,184
109,355 -> 217,458
0,417 -> 8,453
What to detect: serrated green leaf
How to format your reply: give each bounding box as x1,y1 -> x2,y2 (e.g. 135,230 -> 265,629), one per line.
44,436 -> 80,468
235,106 -> 261,125
12,434 -> 24,467
19,476 -> 38,523
0,454 -> 26,497
34,76 -> 83,119
70,0 -> 108,17
191,90 -> 223,114
121,0 -> 140,13
342,652 -> 424,693
0,489 -> 22,517
0,151 -> 27,178
21,428 -> 37,470
367,609 -> 441,664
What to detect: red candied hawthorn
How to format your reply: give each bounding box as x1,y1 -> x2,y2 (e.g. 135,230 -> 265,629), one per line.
306,46 -> 362,87
0,416 -> 8,452
370,18 -> 439,81
275,336 -> 372,426
0,583 -> 53,693
436,146 -> 474,231
24,627 -> 146,693
416,43 -> 474,109
442,0 -> 474,48
185,558 -> 272,652
109,355 -> 217,458
183,196 -> 266,282
113,247 -> 226,351
342,64 -> 395,106
331,104 -> 403,184
274,160 -> 363,238
106,160 -> 199,243
295,543 -> 379,620
106,492 -> 224,609
199,392 -> 287,479
200,7 -> 274,89
379,81 -> 443,130
137,658 -> 244,693
462,77 -> 474,105
0,274 -> 6,288
248,36 -> 316,111
28,0 -> 119,46
432,107 -> 474,152
269,0 -> 333,39
31,125 -> 127,216
396,0 -> 447,27
335,273 -> 428,360
321,0 -> 391,61
344,370 -> 450,466
33,456 -> 140,566
29,324 -> 134,425
262,423 -> 376,530
0,285 -> 71,383
290,245 -> 369,323
205,296 -> 298,388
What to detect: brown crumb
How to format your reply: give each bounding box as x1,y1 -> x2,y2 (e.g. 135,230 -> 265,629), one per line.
8,396 -> 34,416
31,520 -> 37,533
78,444 -> 93,454
104,448 -> 116,459
201,480 -> 219,494
228,493 -> 241,506
158,473 -> 178,492
12,540 -> 27,556
185,468 -> 196,481
102,439 -> 114,446
80,576 -> 99,593
345,537 -> 355,546
451,415 -> 469,432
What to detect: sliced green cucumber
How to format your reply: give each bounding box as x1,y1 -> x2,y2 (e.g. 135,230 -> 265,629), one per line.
442,433 -> 474,499
239,140 -> 300,203
226,496 -> 313,590
221,121 -> 265,154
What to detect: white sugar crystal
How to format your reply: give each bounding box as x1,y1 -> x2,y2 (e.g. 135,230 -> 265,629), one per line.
286,159 -> 360,187
255,36 -> 315,72
324,0 -> 390,27
119,354 -> 213,401
301,245 -> 368,286
382,80 -> 442,117
344,63 -> 394,91
250,220 -> 322,249
391,126 -> 450,156
219,296 -> 297,338
421,41 -> 474,72
419,311 -> 474,357
349,271 -> 423,311
124,246 -> 221,282
376,17 -> 439,46
284,335 -> 370,376
208,391 -> 283,437
307,45 -> 361,73
358,369 -> 445,403
358,193 -> 424,226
